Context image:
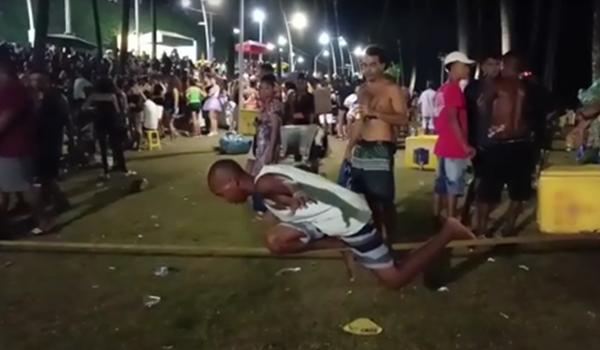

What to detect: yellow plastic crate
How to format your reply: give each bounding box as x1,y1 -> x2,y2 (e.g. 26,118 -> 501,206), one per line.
538,165 -> 600,234
238,109 -> 258,135
404,135 -> 439,171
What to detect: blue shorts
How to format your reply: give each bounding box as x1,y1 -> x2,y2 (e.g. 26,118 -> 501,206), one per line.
434,157 -> 469,196
279,221 -> 394,270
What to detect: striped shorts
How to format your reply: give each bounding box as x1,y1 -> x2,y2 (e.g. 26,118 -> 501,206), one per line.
279,221 -> 394,270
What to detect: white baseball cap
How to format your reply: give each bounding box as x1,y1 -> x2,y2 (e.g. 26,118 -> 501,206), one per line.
444,51 -> 475,66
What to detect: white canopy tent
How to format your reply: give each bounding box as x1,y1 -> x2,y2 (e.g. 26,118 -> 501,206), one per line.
118,30 -> 198,61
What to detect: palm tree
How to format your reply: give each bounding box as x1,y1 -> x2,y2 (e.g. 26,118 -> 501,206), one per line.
527,0 -> 543,66
500,0 -> 514,54
544,0 -> 561,90
120,0 -> 131,74
593,0 -> 600,81
32,0 -> 50,71
91,0 -> 103,61
456,0 -> 469,54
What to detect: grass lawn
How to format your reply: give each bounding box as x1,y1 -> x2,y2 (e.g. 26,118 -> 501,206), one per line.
1,137 -> 599,349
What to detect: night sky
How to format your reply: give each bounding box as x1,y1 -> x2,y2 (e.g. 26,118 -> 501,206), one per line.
203,0 -> 594,105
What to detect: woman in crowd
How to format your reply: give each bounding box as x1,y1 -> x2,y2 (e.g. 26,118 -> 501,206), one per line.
203,73 -> 222,137
127,78 -> 144,149
185,78 -> 205,136
164,76 -> 182,138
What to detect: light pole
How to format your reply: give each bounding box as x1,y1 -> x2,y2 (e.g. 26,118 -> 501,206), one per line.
313,49 -> 330,77
319,32 -> 337,77
252,8 -> 266,61
134,0 -> 140,55
26,0 -> 35,44
64,0 -> 72,34
277,35 -> 287,78
182,0 -> 220,61
338,36 -> 347,76
280,10 -> 308,72
353,46 -> 364,75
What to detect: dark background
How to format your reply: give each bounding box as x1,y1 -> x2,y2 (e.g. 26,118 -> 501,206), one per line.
0,0 -> 595,105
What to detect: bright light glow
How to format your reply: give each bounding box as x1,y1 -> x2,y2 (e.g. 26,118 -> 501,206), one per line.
318,32 -> 331,46
323,50 -> 330,57
181,0 -> 192,8
290,12 -> 308,31
252,8 -> 266,23
353,46 -> 365,57
297,56 -> 305,64
277,35 -> 288,47
266,42 -> 276,51
233,28 -> 241,35
339,36 -> 347,47
207,0 -> 222,6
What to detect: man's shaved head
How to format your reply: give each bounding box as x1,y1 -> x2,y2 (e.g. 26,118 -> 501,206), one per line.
207,159 -> 249,203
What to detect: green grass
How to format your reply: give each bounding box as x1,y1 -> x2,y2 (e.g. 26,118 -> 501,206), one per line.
1,137 -> 599,349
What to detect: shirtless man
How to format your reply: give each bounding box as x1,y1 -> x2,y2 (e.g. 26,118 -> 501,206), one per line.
477,52 -> 534,236
344,45 -> 408,239
207,159 -> 475,289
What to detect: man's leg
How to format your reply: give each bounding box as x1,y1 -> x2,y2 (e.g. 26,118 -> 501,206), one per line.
265,223 -> 345,254
369,218 -> 475,289
433,158 -> 448,221
503,143 -> 534,236
444,159 -> 468,219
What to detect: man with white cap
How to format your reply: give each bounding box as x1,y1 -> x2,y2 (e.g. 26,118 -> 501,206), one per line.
432,51 -> 476,222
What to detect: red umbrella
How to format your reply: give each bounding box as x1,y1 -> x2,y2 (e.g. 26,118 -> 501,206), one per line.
235,40 -> 268,55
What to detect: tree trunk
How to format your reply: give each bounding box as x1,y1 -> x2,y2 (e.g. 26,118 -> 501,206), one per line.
593,0 -> 600,81
456,0 -> 469,54
151,0 -> 157,59
527,0 -> 543,67
544,0 -> 561,90
33,0 -> 50,71
500,0 -> 514,54
91,0 -> 103,61
120,0 -> 131,74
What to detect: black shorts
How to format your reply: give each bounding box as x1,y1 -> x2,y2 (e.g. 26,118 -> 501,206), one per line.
478,141 -> 535,203
350,141 -> 396,205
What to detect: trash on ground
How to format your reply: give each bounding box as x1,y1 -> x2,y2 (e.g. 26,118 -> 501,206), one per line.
4,261 -> 14,268
108,266 -> 116,271
137,234 -> 144,239
162,346 -> 174,350
143,295 -> 161,308
437,286 -> 450,293
518,265 -> 530,272
275,267 -> 302,276
499,312 -> 510,320
91,285 -> 100,289
346,290 -> 353,295
150,215 -> 158,220
587,311 -> 597,319
342,318 -> 383,336
487,257 -> 496,263
154,223 -> 161,228
153,266 -> 171,277
183,197 -> 189,201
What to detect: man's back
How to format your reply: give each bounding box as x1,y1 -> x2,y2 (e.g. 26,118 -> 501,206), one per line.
256,164 -> 372,237
419,88 -> 437,118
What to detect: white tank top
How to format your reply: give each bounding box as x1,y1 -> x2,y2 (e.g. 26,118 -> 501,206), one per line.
256,165 -> 372,237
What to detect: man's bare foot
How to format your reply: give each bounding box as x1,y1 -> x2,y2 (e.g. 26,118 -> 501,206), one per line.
443,218 -> 477,241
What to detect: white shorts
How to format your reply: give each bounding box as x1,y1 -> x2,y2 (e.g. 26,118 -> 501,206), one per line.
318,114 -> 336,125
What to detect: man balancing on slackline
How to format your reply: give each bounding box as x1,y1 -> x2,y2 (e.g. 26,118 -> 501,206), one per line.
206,160 -> 475,289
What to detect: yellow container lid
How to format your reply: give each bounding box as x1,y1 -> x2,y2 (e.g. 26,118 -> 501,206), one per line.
541,165 -> 600,177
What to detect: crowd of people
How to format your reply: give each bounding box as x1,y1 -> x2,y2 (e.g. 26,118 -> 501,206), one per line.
208,44 -> 563,289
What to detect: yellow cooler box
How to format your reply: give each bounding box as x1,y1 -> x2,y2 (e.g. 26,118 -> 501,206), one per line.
404,135 -> 439,171
538,166 -> 600,234
238,109 -> 258,135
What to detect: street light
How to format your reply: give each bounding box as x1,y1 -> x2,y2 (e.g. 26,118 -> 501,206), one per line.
353,46 -> 365,57
290,12 -> 308,30
233,27 -> 241,35
338,36 -> 348,47
297,56 -> 305,64
282,11 -> 308,72
266,42 -> 276,51
313,49 -> 330,76
318,32 -> 331,46
277,35 -> 288,47
252,8 -> 266,61
181,0 -> 220,61
338,36 -> 348,76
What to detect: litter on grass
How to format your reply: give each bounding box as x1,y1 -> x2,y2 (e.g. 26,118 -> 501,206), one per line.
144,295 -> 161,308
275,267 -> 302,276
342,318 -> 383,336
